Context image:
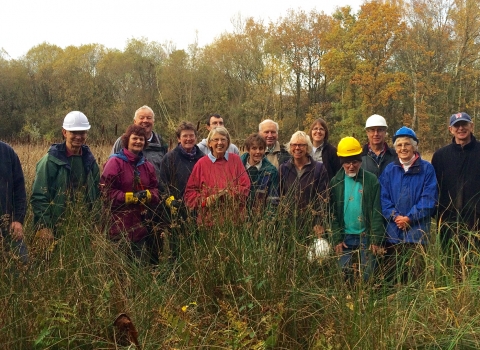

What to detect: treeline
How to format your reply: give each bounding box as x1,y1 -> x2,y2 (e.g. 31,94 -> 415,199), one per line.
1,0 -> 479,150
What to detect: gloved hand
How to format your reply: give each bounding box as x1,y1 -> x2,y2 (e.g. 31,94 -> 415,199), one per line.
134,190 -> 152,204
125,192 -> 138,204
165,196 -> 182,215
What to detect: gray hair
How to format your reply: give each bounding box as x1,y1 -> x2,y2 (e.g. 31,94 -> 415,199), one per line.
259,119 -> 279,132
134,105 -> 155,121
393,136 -> 418,151
285,131 -> 313,155
206,126 -> 231,152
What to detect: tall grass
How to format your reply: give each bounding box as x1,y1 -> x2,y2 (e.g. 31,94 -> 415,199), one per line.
1,143 -> 480,349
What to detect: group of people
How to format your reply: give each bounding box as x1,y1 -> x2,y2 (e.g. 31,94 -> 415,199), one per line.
1,106 -> 479,285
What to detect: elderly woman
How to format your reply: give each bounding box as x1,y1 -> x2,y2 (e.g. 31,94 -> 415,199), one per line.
101,125 -> 159,263
309,118 -> 341,180
184,126 -> 250,226
379,126 -> 437,284
279,131 -> 329,240
240,133 -> 279,216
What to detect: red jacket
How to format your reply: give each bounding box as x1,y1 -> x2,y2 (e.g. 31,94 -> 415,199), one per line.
101,149 -> 159,242
184,153 -> 250,226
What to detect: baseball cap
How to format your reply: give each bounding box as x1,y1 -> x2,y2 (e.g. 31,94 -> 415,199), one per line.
450,112 -> 472,126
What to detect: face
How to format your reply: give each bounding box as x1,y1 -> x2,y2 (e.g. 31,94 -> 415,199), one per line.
128,134 -> 145,154
247,142 -> 266,164
208,133 -> 228,158
62,129 -> 87,151
289,138 -> 308,160
342,160 -> 362,177
178,129 -> 197,152
311,123 -> 326,144
449,121 -> 473,144
395,137 -> 415,162
259,122 -> 278,148
207,117 -> 224,131
366,127 -> 387,147
134,109 -> 154,137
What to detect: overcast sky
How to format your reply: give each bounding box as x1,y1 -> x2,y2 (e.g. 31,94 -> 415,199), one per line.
1,0 -> 363,59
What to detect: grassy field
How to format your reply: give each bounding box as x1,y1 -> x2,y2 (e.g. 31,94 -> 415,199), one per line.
1,142 -> 480,349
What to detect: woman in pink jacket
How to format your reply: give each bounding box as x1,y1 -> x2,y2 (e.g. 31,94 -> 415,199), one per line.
101,125 -> 159,262
184,126 -> 250,226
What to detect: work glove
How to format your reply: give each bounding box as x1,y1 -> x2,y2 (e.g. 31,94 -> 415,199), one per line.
125,192 -> 138,204
134,190 -> 152,204
165,196 -> 182,215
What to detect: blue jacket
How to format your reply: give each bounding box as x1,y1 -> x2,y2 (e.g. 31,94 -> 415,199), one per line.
379,154 -> 437,244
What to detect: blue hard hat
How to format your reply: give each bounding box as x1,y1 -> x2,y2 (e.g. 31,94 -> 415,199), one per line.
393,126 -> 418,143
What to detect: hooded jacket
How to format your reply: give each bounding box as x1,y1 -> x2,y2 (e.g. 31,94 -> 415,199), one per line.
101,148 -> 159,242
379,154 -> 438,244
31,142 -> 100,230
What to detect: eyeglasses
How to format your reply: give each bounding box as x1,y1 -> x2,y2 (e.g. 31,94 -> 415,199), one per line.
211,138 -> 228,143
366,128 -> 386,134
343,160 -> 361,166
290,144 -> 308,148
312,127 -> 325,132
68,131 -> 87,136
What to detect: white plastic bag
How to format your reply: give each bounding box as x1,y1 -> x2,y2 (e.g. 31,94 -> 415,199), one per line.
307,237 -> 331,262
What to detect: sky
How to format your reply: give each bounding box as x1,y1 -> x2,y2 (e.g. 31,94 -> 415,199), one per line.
0,0 -> 363,60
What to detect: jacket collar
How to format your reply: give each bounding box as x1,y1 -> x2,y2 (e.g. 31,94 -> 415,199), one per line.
451,134 -> 477,151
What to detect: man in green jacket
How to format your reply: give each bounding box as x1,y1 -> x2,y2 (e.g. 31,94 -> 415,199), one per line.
330,137 -> 385,284
31,111 -> 100,240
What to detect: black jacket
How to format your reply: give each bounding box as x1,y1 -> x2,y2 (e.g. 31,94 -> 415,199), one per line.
0,142 -> 26,225
361,143 -> 397,178
432,135 -> 480,229
321,142 -> 341,180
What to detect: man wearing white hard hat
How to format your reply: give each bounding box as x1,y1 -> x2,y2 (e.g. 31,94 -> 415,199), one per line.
361,114 -> 397,177
31,111 -> 100,241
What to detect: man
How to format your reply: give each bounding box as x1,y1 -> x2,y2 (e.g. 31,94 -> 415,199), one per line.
258,119 -> 290,169
361,114 -> 397,177
111,105 -> 168,179
431,112 -> 480,250
0,141 -> 28,264
197,114 -> 239,155
31,111 -> 100,240
330,136 -> 384,284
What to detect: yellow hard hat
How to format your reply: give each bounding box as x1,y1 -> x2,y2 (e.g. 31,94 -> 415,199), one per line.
337,137 -> 362,157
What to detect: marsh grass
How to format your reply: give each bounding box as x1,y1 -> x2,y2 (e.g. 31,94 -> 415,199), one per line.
1,142 -> 480,348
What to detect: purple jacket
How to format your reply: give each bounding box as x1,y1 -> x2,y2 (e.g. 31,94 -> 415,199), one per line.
101,149 -> 159,242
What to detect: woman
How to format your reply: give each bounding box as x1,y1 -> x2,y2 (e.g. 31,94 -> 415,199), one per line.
240,133 -> 279,216
379,126 -> 437,284
159,121 -> 204,261
279,131 -> 329,240
184,126 -> 250,226
309,118 -> 341,180
101,125 -> 159,262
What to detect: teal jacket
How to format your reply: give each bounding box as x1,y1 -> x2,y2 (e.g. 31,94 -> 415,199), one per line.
30,142 -> 100,230
240,153 -> 279,210
329,168 -> 384,245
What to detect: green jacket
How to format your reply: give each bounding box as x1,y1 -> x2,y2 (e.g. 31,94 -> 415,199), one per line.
30,142 -> 100,230
329,168 -> 384,245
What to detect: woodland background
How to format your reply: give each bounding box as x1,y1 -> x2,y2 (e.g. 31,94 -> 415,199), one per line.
1,0 -> 479,149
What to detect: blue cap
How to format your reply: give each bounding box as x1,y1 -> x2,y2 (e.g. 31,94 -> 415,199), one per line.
450,112 -> 472,126
393,126 -> 418,143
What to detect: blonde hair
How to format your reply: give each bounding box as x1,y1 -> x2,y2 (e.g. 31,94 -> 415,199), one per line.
285,131 -> 313,155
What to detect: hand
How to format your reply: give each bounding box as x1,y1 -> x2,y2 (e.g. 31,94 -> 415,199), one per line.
369,244 -> 385,256
10,221 -> 24,241
35,228 -> 54,241
394,215 -> 410,230
313,225 -> 325,237
165,196 -> 182,215
335,242 -> 348,254
134,190 -> 151,204
204,190 -> 228,207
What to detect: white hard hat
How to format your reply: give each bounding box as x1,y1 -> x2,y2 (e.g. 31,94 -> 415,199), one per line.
63,111 -> 91,131
307,238 -> 331,262
365,114 -> 388,129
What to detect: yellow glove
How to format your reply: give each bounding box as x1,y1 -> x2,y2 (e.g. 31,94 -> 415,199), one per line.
125,192 -> 138,204
166,195 -> 181,215
135,190 -> 151,204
